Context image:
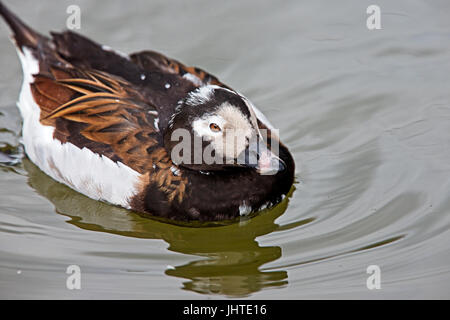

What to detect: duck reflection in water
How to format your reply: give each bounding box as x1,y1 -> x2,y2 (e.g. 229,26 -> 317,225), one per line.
23,158 -> 307,297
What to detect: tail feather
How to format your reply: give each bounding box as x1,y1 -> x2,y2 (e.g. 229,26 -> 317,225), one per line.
0,1 -> 44,50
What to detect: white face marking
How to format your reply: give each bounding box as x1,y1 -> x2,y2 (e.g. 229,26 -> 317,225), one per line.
192,102 -> 254,160
240,95 -> 279,140
184,84 -> 271,130
174,84 -> 278,166
17,48 -> 141,208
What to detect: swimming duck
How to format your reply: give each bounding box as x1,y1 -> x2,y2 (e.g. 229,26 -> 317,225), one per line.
0,3 -> 295,221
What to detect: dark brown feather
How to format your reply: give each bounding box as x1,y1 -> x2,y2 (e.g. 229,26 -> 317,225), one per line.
130,50 -> 232,89
0,1 -> 44,50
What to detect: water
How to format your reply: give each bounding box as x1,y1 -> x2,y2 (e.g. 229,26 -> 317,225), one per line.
1,0 -> 450,299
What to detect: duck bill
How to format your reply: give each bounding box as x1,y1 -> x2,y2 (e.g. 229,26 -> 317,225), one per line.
239,138 -> 285,175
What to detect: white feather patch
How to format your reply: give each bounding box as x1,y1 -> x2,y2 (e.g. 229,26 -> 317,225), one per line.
17,48 -> 141,208
239,202 -> 252,216
101,45 -> 130,60
182,73 -> 203,86
185,85 -> 215,106
153,117 -> 160,132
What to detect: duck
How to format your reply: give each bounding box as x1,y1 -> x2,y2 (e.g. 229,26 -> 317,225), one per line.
0,2 -> 295,221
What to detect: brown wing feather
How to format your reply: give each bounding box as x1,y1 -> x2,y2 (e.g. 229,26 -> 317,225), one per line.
29,67 -> 187,203
33,69 -> 155,169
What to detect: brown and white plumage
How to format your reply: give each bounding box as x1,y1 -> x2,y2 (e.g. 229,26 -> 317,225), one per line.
1,2 -> 295,221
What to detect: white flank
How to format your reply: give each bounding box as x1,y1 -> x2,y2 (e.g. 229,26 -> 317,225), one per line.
17,48 -> 141,208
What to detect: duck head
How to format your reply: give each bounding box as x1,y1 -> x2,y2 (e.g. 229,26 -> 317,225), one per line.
164,85 -> 285,175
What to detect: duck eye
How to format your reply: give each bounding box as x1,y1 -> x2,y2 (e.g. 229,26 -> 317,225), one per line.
209,123 -> 221,132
